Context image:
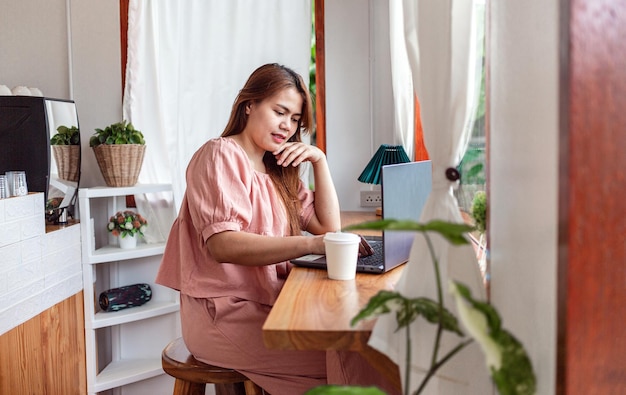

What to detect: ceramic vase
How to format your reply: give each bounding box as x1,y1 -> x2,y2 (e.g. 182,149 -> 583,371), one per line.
119,234 -> 138,249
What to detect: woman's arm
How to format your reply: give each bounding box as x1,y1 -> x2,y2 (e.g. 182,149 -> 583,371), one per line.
305,155 -> 341,234
207,231 -> 325,266
273,142 -> 341,235
207,142 -> 341,267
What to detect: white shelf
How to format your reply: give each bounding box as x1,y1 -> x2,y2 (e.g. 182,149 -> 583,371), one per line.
84,242 -> 166,264
91,358 -> 163,393
78,183 -> 172,199
89,300 -> 179,329
79,183 -> 179,395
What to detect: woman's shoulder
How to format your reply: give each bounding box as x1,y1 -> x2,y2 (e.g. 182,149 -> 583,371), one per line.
195,137 -> 245,160
202,136 -> 238,151
189,137 -> 254,179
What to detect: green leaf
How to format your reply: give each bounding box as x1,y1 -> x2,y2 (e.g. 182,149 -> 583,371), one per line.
410,297 -> 464,336
304,385 -> 386,395
452,281 -> 500,332
351,290 -> 464,337
350,290 -> 399,325
450,281 -> 536,395
343,219 -> 474,246
89,120 -> 145,146
51,125 -> 80,145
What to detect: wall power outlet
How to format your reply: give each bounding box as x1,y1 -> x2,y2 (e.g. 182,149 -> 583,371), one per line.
360,190 -> 382,207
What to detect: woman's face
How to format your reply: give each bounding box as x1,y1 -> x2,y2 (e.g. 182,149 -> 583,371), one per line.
243,87 -> 303,153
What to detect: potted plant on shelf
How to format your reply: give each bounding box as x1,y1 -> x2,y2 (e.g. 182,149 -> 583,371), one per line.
306,219 -> 536,395
107,210 -> 148,249
50,125 -> 80,182
90,120 -> 146,187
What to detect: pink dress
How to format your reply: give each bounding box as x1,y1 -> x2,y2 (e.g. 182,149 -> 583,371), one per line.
156,137 -> 399,395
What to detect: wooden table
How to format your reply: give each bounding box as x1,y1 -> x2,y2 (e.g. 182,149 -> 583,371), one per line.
262,211 -> 403,391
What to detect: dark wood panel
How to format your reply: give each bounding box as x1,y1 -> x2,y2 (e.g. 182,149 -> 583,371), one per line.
315,0 -> 326,153
558,0 -> 626,393
120,0 -> 129,91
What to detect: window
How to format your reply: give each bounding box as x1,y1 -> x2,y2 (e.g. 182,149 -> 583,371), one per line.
456,0 -> 487,215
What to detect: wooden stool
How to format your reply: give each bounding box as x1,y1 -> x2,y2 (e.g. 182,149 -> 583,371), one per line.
162,337 -> 264,395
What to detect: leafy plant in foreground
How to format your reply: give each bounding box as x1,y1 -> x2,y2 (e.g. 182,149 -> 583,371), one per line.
306,219 -> 535,395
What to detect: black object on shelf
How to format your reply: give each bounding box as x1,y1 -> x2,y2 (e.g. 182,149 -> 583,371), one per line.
99,283 -> 152,312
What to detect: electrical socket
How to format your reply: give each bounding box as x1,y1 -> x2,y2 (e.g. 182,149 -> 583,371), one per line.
360,191 -> 382,207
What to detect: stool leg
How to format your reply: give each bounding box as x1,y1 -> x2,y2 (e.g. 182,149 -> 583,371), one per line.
173,378 -> 206,395
215,382 -> 247,395
244,380 -> 266,395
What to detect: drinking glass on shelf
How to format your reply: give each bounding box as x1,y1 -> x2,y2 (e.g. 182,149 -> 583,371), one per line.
5,171 -> 15,196
12,171 -> 28,196
0,175 -> 8,198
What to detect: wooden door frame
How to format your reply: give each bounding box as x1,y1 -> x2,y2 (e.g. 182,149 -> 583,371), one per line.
557,0 -> 626,393
314,0 -> 326,152
120,0 -> 129,91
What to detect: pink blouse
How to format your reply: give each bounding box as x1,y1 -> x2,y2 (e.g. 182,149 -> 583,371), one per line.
155,137 -> 315,306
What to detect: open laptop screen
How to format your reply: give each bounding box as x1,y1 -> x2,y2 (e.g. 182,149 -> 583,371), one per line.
291,160 -> 432,273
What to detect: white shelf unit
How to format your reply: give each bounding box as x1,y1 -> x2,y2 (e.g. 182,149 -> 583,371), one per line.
79,184 -> 180,395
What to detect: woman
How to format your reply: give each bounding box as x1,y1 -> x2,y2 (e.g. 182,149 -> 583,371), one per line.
156,63 -> 396,395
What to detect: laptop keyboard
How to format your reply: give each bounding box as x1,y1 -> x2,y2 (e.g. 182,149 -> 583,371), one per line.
358,239 -> 384,267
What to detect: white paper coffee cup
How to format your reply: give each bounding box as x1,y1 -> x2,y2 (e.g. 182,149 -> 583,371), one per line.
323,232 -> 360,280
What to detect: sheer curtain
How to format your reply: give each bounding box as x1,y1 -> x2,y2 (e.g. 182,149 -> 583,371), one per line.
389,0 -> 414,160
370,1 -> 489,393
122,0 -> 311,240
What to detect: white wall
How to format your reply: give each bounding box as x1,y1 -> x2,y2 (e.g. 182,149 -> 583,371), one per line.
69,0 -> 124,188
489,1 -> 559,394
325,0 -> 395,211
0,0 -> 71,98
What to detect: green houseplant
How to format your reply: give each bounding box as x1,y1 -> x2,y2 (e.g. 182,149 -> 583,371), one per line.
50,125 -> 81,182
306,219 -> 535,395
471,191 -> 487,235
471,191 -> 488,273
89,120 -> 145,146
51,125 -> 80,146
90,120 -> 146,187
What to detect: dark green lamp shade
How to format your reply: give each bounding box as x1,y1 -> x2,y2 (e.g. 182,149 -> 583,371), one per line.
357,144 -> 411,185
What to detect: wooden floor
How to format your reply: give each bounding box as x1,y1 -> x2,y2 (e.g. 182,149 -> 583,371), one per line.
0,292 -> 86,395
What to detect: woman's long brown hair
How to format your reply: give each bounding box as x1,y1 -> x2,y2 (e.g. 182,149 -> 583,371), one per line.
221,64 -> 313,236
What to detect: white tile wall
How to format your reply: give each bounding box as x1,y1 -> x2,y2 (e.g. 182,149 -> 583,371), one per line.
0,193 -> 83,335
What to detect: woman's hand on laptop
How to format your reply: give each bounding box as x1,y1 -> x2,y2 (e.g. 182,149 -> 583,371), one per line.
358,235 -> 374,257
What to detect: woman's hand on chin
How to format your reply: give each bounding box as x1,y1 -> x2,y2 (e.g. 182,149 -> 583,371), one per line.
273,142 -> 324,167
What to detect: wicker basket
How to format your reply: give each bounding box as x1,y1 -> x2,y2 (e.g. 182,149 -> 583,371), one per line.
93,144 -> 146,187
52,145 -> 80,182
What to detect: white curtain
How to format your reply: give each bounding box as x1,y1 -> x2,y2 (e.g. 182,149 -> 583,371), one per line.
389,0 -> 415,160
370,1 -> 489,394
123,0 -> 311,240
124,0 -> 312,205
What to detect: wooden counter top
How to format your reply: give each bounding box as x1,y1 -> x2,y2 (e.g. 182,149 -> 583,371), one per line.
262,210 -> 403,390
262,264 -> 403,351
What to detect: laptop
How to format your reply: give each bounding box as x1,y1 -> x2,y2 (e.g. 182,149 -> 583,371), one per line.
291,160 -> 432,273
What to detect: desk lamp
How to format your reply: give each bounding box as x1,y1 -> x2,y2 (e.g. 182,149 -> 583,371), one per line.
358,144 -> 411,215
